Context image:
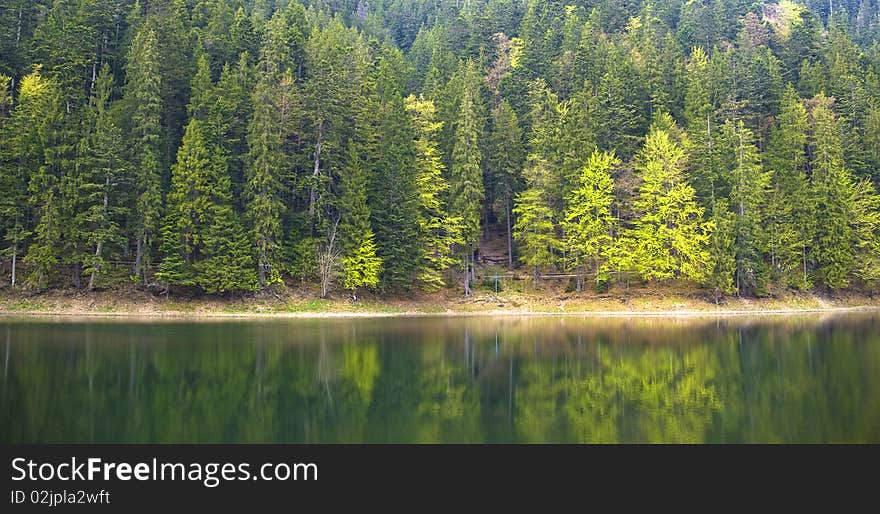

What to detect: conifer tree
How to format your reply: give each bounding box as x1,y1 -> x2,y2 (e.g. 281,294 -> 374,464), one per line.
563,150 -> 617,292
22,68 -> 66,289
406,94 -> 460,291
5,69 -> 57,288
719,120 -> 770,296
125,25 -> 163,285
487,99 -> 525,269
449,60 -> 486,295
157,119 -> 256,293
618,117 -> 712,283
244,78 -> 285,287
75,65 -> 129,290
766,85 -> 813,289
339,144 -> 382,299
513,159 -> 561,284
808,94 -> 854,289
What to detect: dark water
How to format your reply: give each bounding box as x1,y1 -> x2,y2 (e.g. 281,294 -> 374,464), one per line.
1,314 -> 879,443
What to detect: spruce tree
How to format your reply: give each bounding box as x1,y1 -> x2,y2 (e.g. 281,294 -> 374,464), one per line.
487,99 -> 525,269
244,78 -> 285,287
808,94 -> 854,289
619,117 -> 712,283
339,143 -> 382,299
719,120 -> 770,296
22,68 -> 66,289
405,94 -> 459,291
75,64 -> 129,290
157,119 -> 256,293
449,60 -> 486,295
563,150 -> 618,292
766,85 -> 813,289
513,158 -> 561,284
125,25 -> 163,285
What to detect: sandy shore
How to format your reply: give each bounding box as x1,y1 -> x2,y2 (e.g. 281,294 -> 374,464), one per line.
2,288 -> 879,320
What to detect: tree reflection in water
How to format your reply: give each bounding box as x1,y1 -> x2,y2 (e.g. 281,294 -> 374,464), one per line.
1,314 -> 879,443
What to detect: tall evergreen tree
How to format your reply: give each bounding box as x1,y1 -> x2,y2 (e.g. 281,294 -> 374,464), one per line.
808,94 -> 854,289
563,150 -> 617,292
339,143 -> 382,299
766,85 -> 813,289
157,119 -> 256,293
513,158 -> 561,284
74,64 -> 129,290
125,25 -> 163,285
449,59 -> 486,295
617,117 -> 712,283
22,68 -> 67,289
719,120 -> 770,296
244,77 -> 285,287
406,94 -> 460,291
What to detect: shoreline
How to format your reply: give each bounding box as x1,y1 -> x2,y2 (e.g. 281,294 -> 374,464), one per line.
3,287 -> 880,320
2,304 -> 879,321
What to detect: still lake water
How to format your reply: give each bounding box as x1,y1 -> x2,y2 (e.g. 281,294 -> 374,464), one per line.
1,314 -> 879,443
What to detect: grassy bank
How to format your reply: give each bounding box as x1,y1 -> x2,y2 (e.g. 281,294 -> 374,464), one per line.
2,282 -> 879,318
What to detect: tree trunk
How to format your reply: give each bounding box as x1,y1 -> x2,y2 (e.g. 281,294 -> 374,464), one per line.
463,254 -> 471,296
258,258 -> 266,287
72,262 -> 82,289
10,241 -> 16,288
506,194 -> 513,270
309,119 -> 323,225
89,242 -> 102,290
470,252 -> 477,283
134,236 -> 143,278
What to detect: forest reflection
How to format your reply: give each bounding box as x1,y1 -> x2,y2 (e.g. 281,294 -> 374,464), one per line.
2,314 -> 879,443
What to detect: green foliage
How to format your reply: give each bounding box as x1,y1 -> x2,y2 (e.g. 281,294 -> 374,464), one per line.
563,150 -> 617,285
719,120 -> 770,296
808,94 -> 854,289
513,160 -> 561,278
449,59 -> 486,252
618,119 -> 713,283
6,0 -> 880,298
339,143 -> 382,292
406,94 -> 459,291
245,78 -> 285,286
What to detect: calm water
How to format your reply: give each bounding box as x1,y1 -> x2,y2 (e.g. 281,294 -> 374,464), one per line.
1,314 -> 879,443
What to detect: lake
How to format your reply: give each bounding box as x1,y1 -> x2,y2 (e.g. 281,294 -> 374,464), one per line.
1,313 -> 879,443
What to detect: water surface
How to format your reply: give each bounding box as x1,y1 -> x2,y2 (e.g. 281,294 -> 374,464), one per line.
2,314 -> 879,443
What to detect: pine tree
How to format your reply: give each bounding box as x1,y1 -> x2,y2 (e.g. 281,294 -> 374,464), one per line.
719,120 -> 770,296
808,94 -> 854,289
368,50 -> 422,290
513,159 -> 561,284
339,143 -> 382,298
3,69 -> 56,288
405,94 -> 460,291
125,25 -> 163,285
22,68 -> 67,289
74,64 -> 129,290
618,117 -> 713,283
244,77 -> 285,287
766,85 -> 813,289
157,119 -> 256,293
563,150 -> 617,292
449,60 -> 486,295
684,46 -> 722,204
706,197 -> 737,299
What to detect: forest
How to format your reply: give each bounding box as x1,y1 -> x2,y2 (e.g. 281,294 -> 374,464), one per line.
3,0 -> 880,299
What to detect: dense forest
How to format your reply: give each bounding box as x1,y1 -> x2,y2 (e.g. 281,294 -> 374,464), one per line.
4,0 -> 880,298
